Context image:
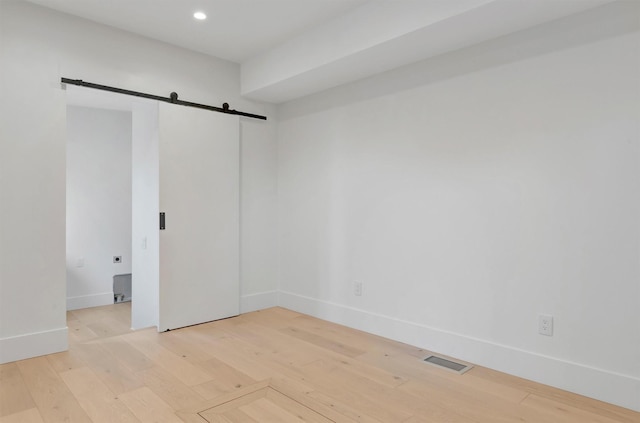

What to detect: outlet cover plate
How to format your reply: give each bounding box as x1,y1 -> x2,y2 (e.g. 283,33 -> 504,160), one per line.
538,314 -> 553,336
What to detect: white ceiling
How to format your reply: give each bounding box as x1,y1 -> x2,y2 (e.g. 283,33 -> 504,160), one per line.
26,0 -> 617,104
25,0 -> 369,63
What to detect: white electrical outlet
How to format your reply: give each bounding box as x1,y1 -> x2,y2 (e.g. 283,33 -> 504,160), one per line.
354,282 -> 363,296
538,314 -> 553,336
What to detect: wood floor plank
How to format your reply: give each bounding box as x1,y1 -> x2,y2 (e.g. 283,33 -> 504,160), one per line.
298,360 -> 414,422
96,338 -> 154,373
118,386 -> 183,422
155,329 -> 219,364
0,363 -> 35,417
67,318 -> 100,343
187,320 -> 230,340
0,408 -> 44,423
402,405 -> 479,423
469,366 -> 639,423
401,416 -> 440,423
300,359 -> 478,423
192,357 -> 257,399
219,321 -> 326,366
399,377 -> 549,423
240,397 -> 303,422
16,357 -> 91,423
322,353 -> 408,388
357,348 -> 528,404
221,408 -> 260,422
305,390 -> 383,423
73,342 -> 145,395
69,306 -> 110,324
521,394 -> 626,423
122,331 -> 212,386
135,366 -> 207,411
287,313 -> 422,357
234,307 -> 305,330
218,336 -> 319,383
59,367 -> 140,422
279,326 -> 366,358
266,386 -> 344,423
188,333 -> 280,380
85,316 -> 131,339
46,349 -> 86,373
197,389 -> 268,418
249,350 -> 467,423
248,323 -> 388,389
191,381 -> 229,401
207,416 -> 234,423
9,305 -> 637,423
206,415 -> 235,423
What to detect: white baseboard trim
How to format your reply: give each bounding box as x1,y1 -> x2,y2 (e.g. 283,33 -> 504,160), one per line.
241,291 -> 279,313
279,290 -> 640,412
67,292 -> 114,311
0,327 -> 68,364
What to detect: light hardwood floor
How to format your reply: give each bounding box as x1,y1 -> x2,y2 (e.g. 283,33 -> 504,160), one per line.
1,304 -> 637,422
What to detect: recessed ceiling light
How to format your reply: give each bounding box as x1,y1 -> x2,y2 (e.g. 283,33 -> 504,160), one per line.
193,11 -> 207,20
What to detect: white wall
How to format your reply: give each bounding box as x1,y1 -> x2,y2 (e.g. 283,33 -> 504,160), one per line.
66,106 -> 132,310
241,119 -> 279,311
0,0 -> 278,363
276,2 -> 640,411
0,2 -> 69,362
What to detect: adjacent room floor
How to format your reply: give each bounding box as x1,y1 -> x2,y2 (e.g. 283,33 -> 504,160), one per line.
0,304 -> 637,422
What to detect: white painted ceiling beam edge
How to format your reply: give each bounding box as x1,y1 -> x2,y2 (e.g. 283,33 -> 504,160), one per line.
241,0 -> 615,104
241,0 -> 493,95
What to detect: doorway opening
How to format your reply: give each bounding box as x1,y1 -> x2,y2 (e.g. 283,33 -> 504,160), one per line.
65,85 -> 159,334
66,105 -> 132,312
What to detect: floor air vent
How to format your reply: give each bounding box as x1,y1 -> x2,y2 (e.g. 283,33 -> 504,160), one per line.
423,355 -> 473,375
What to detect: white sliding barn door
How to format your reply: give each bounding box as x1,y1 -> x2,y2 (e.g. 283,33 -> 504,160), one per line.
158,103 -> 240,331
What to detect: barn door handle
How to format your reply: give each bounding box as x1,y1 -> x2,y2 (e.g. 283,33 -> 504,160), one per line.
160,212 -> 166,230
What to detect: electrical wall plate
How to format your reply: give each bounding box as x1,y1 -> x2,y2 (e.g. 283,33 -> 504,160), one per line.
538,314 -> 553,336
